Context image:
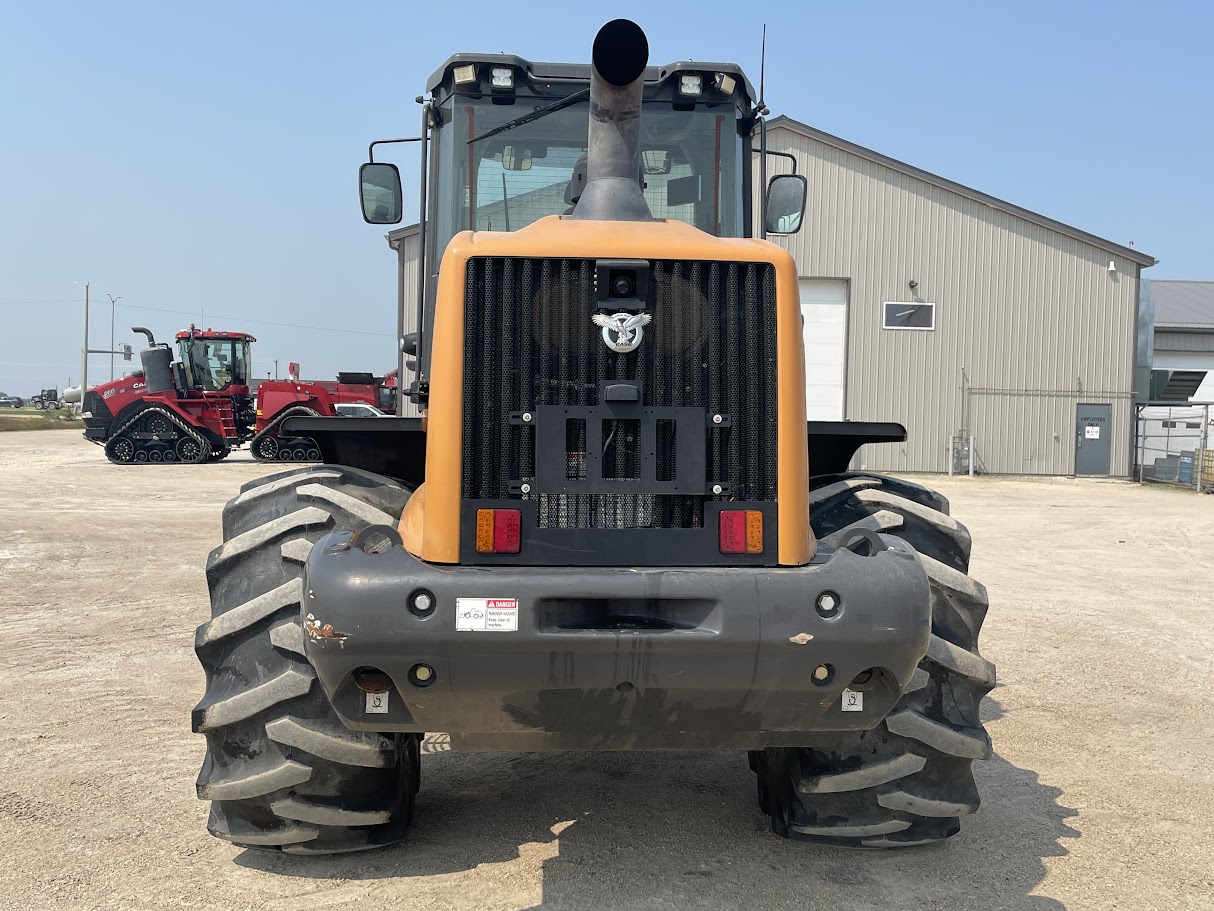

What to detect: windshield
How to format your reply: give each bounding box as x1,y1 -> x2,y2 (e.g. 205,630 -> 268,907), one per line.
179,337 -> 250,391
432,97 -> 744,250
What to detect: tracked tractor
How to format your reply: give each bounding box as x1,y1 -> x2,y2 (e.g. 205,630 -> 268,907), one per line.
82,327 -> 254,462
193,19 -> 994,854
82,327 -> 396,463
249,370 -> 397,462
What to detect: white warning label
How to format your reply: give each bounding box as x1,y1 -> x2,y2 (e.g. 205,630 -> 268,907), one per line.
1085,425 -> 1100,439
841,689 -> 864,712
456,597 -> 519,631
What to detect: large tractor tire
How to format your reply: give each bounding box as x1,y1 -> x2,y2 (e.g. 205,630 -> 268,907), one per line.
193,465 -> 420,854
752,473 -> 995,848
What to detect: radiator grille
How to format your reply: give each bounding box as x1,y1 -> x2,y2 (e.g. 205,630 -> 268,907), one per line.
462,257 -> 778,529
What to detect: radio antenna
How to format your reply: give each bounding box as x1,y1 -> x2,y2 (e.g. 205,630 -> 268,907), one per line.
758,24 -> 768,115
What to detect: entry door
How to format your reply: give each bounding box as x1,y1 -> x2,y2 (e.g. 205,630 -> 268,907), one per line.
799,279 -> 848,421
1075,403 -> 1112,476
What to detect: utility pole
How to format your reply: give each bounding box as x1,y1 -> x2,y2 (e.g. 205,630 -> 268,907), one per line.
107,294 -> 122,381
274,359 -> 279,380
80,282 -> 89,416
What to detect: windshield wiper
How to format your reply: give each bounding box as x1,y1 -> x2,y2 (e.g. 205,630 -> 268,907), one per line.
467,88 -> 589,145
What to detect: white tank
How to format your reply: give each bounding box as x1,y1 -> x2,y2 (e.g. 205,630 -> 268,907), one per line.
61,386 -> 82,404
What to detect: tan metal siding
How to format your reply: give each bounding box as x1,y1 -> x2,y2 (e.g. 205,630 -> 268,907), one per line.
760,125 -> 1139,475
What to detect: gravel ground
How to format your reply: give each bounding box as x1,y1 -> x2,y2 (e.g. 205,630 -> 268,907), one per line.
1,429 -> 1211,910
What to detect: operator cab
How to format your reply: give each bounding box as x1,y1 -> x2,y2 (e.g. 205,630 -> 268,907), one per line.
427,56 -> 755,247
174,327 -> 255,393
357,41 -> 806,405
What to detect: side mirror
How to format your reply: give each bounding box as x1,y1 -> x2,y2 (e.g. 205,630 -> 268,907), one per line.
764,173 -> 807,235
360,162 -> 403,224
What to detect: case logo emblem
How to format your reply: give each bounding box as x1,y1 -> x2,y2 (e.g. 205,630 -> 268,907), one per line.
593,312 -> 651,353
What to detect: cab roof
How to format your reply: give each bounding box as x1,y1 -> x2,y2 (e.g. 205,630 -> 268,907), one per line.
175,327 -> 257,342
426,55 -> 756,112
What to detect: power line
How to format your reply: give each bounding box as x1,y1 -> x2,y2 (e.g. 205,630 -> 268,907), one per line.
115,302 -> 393,338
0,299 -> 87,306
0,298 -> 392,338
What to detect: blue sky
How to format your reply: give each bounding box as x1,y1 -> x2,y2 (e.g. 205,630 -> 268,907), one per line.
1,0 -> 1210,395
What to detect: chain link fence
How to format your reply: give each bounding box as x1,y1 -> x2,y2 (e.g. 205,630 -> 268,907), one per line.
1135,403 -> 1212,491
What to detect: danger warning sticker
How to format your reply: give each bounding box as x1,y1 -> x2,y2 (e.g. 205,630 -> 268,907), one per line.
456,598 -> 519,631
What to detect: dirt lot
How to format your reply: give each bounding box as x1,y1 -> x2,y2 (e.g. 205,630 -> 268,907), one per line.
1,429 -> 1211,910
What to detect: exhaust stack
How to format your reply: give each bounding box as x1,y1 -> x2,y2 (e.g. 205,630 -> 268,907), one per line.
572,19 -> 653,222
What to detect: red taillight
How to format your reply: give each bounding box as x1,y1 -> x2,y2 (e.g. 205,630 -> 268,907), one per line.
493,509 -> 521,554
476,508 -> 521,554
719,510 -> 763,555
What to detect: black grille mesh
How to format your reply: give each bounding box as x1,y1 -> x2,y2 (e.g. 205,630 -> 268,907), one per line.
462,257 -> 778,529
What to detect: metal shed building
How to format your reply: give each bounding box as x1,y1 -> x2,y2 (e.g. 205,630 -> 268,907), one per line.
762,116 -> 1157,476
1149,280 -> 1214,401
387,117 -> 1157,476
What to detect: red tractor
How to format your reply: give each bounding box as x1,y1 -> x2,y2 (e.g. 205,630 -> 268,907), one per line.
249,370 -> 396,462
82,326 -> 396,464
82,326 -> 254,463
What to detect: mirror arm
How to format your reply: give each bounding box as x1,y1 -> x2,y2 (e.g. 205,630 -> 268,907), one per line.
751,147 -> 797,175
368,136 -> 423,163
759,116 -> 767,240
411,102 -> 432,411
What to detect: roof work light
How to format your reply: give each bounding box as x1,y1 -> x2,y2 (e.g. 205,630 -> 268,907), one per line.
678,73 -> 703,96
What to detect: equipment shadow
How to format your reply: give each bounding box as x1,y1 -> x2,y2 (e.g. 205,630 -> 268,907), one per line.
237,693 -> 1077,911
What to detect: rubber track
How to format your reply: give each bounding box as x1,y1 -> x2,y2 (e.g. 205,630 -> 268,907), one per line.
250,405 -> 321,462
103,403 -> 212,465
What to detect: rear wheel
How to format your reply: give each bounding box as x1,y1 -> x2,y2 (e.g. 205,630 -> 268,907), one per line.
193,465 -> 419,853
177,436 -> 203,463
752,474 -> 995,847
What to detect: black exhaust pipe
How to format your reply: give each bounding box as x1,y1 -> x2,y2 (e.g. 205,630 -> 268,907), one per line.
572,19 -> 653,222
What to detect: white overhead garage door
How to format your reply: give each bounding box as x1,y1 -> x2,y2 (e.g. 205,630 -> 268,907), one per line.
799,279 -> 848,421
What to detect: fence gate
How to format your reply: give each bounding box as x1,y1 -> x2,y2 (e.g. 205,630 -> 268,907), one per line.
1135,403 -> 1212,491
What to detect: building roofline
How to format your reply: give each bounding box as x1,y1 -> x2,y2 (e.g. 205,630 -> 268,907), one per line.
386,224 -> 420,250
767,115 -> 1158,268
1155,324 -> 1214,333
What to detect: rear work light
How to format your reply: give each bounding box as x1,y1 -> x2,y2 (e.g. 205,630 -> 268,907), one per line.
719,510 -> 763,555
678,73 -> 703,95
476,508 -> 521,554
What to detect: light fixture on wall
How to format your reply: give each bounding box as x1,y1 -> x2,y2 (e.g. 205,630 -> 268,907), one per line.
1107,261 -> 1117,273
908,279 -> 918,290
